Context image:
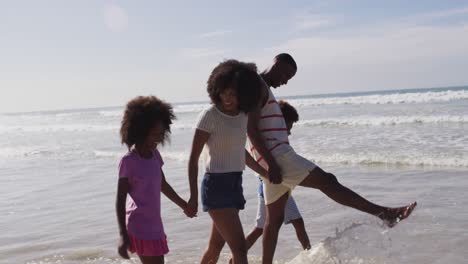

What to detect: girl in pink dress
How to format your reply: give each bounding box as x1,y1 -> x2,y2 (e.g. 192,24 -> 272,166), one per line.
116,96 -> 192,264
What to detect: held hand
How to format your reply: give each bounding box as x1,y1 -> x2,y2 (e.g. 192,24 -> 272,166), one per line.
186,197 -> 198,217
118,234 -> 131,259
181,200 -> 196,218
268,162 -> 283,184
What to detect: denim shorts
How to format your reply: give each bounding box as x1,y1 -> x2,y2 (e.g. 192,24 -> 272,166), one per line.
201,171 -> 246,212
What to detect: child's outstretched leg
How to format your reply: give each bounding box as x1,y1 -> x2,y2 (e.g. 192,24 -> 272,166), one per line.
201,223 -> 226,264
138,256 -> 164,264
208,209 -> 248,264
290,218 -> 311,250
299,166 -> 417,227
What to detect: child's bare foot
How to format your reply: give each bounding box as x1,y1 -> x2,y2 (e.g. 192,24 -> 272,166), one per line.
380,202 -> 417,227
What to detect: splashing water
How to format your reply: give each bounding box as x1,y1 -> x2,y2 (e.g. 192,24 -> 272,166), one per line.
287,223 -> 395,264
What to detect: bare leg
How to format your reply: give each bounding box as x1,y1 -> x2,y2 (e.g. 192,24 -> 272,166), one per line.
228,227 -> 263,264
201,223 -> 226,264
290,218 -> 311,250
139,255 -> 164,264
262,192 -> 289,264
299,167 -> 417,227
246,227 -> 263,250
208,209 -> 248,264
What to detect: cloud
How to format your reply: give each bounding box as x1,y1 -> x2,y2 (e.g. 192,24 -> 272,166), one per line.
198,30 -> 232,39
103,4 -> 129,32
407,6 -> 468,22
260,15 -> 468,93
180,47 -> 231,59
293,14 -> 332,31
268,25 -> 468,64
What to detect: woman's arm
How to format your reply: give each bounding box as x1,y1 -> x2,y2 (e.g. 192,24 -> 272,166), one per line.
187,128 -> 210,215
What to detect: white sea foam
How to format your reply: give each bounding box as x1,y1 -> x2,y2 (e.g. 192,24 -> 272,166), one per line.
93,150 -> 190,163
174,103 -> 209,113
96,103 -> 209,116
98,110 -> 122,117
304,152 -> 468,167
0,146 -> 57,158
161,151 -> 190,162
5,145 -> 467,168
172,123 -> 195,130
93,150 -> 124,158
288,89 -> 468,107
1,114 -> 464,134
0,124 -> 119,133
297,115 -> 468,127
0,121 -> 194,133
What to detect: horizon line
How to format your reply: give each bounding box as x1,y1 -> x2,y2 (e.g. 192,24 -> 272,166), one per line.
2,84 -> 467,115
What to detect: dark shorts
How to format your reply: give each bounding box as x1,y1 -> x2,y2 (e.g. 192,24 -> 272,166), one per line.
201,171 -> 246,212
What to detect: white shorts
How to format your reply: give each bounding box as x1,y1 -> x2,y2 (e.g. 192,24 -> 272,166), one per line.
255,195 -> 302,229
261,149 -> 317,205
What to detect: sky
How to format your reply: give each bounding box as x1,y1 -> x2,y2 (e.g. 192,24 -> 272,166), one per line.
1,0 -> 468,113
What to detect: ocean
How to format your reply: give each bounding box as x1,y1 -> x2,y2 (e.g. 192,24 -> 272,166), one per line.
1,86 -> 467,263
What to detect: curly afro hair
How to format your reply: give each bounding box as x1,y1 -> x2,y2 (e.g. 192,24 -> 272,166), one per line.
207,59 -> 263,113
120,96 -> 175,150
278,100 -> 299,124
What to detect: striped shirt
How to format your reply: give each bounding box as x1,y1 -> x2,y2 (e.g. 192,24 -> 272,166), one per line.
196,105 -> 247,173
249,80 -> 292,164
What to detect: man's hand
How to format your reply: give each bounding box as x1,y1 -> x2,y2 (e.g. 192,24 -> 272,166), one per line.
267,161 -> 282,184
118,234 -> 131,259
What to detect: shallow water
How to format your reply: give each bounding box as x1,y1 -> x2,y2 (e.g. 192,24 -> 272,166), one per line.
1,87 -> 467,263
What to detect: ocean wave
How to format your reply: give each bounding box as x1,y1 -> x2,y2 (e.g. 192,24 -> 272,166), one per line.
174,103 -> 209,113
5,146 -> 467,168
0,122 -> 194,133
93,150 -> 123,158
304,152 -> 468,167
0,124 -> 119,133
288,89 -> 468,106
161,151 -> 190,162
98,110 -> 122,117
96,103 -> 209,117
297,115 -> 468,127
0,147 -> 57,158
93,150 -> 190,162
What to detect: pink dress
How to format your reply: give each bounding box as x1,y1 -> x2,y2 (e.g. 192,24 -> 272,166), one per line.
118,149 -> 169,256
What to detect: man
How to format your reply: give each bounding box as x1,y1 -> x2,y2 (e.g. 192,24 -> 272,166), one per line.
245,100 -> 311,253
247,53 -> 417,264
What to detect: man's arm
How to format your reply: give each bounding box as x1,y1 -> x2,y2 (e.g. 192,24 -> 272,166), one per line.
245,149 -> 268,177
247,104 -> 283,184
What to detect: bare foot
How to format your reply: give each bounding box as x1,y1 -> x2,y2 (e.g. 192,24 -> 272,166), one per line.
381,202 -> 417,227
